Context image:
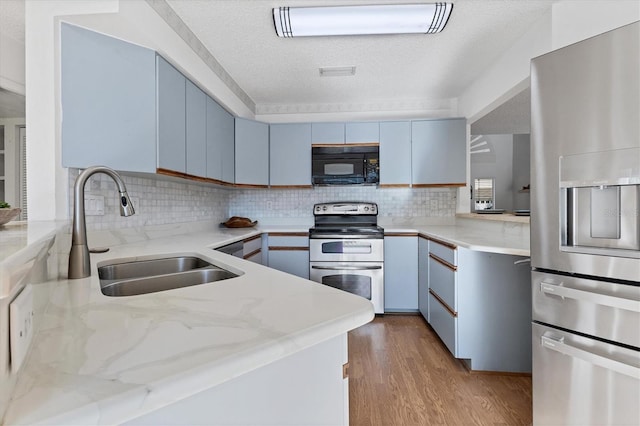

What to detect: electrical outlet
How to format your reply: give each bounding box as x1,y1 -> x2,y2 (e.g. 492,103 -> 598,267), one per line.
85,194 -> 105,216
9,285 -> 34,372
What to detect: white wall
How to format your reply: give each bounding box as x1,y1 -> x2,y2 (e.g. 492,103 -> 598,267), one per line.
0,32 -> 25,95
459,0 -> 640,123
512,134 -> 530,211
551,1 -> 640,50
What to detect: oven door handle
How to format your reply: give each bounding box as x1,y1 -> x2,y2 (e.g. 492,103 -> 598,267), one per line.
311,265 -> 382,271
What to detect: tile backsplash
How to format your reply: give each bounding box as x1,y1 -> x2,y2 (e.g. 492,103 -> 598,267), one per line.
69,170 -> 457,230
68,169 -> 231,230
229,186 -> 457,220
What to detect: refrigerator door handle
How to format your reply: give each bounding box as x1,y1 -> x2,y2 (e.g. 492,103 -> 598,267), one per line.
540,281 -> 640,313
541,334 -> 640,379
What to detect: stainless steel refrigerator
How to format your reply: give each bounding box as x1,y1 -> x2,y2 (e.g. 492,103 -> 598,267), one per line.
531,22 -> 640,425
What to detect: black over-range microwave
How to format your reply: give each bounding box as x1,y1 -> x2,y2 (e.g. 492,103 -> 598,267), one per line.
312,145 -> 379,186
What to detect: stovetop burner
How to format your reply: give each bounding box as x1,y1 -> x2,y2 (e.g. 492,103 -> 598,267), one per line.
309,225 -> 384,239
310,202 -> 383,239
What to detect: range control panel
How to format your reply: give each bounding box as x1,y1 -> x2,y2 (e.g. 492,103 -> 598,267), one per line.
313,202 -> 378,215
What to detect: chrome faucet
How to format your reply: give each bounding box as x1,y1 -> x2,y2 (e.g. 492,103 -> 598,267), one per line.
68,166 -> 135,279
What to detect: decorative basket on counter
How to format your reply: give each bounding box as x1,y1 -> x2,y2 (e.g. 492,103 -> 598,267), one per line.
220,216 -> 258,228
0,208 -> 21,226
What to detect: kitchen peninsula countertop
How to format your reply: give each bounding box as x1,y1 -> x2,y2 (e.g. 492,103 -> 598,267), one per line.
3,217 -> 528,424
3,224 -> 373,425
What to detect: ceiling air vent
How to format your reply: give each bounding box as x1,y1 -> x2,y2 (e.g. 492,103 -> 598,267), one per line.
319,66 -> 356,77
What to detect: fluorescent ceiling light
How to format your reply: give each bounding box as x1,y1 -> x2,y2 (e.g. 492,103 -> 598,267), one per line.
273,3 -> 453,38
319,66 -> 356,77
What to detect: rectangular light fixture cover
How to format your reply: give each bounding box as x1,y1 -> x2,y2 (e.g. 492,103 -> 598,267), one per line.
273,3 -> 453,38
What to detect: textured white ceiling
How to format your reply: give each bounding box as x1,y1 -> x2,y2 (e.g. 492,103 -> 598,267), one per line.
0,0 -> 552,126
166,0 -> 554,114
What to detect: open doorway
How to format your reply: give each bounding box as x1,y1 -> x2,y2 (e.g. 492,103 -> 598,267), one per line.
0,88 -> 27,219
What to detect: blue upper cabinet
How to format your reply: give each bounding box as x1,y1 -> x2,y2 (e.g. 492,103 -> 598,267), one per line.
235,118 -> 269,186
157,56 -> 186,173
379,121 -> 411,186
61,23 -> 157,173
270,123 -> 312,187
345,122 -> 379,143
186,80 -> 206,177
206,97 -> 235,183
411,118 -> 467,186
311,122 -> 344,144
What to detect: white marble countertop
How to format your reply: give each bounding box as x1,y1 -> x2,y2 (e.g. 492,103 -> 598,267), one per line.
0,221 -> 65,264
378,218 -> 530,257
3,217 -> 528,425
4,225 -> 373,425
388,225 -> 530,257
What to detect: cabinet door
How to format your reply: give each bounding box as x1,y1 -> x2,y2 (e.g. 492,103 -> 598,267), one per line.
267,234 -> 309,279
235,118 -> 269,186
61,23 -> 157,172
418,237 -> 429,320
384,236 -> 418,312
411,118 -> 466,185
270,123 -> 312,187
157,56 -> 186,173
311,123 -> 345,144
186,80 -> 206,177
206,97 -> 234,182
345,122 -> 379,143
379,121 -> 411,186
268,250 -> 309,279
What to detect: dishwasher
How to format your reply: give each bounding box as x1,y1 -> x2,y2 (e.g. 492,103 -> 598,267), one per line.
215,241 -> 243,258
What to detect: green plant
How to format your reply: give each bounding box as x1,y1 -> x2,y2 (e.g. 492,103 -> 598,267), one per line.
0,202 -> 11,208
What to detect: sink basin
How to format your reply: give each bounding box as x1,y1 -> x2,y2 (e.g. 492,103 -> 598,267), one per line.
99,256 -> 214,281
98,255 -> 239,297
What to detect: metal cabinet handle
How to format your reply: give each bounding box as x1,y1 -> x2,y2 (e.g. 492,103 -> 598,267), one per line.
513,258 -> 530,265
540,281 -> 640,313
311,265 -> 382,271
541,334 -> 640,379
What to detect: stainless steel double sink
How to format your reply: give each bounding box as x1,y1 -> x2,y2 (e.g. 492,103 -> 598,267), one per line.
98,255 -> 240,297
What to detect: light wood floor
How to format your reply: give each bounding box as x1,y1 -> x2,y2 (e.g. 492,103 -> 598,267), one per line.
348,315 -> 532,426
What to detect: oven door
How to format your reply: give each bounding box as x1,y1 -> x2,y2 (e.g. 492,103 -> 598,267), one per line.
310,262 -> 383,314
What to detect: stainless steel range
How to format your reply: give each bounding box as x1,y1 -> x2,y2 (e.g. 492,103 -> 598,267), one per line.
309,202 -> 384,314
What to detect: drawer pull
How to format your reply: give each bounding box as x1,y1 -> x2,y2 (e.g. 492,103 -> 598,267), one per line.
541,334 -> 640,379
429,289 -> 457,317
429,253 -> 457,271
540,281 -> 640,313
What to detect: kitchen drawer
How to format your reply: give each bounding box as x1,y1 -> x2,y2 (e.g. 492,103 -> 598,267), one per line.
243,235 -> 262,256
428,238 -> 457,266
428,254 -> 457,310
268,233 -> 309,248
429,291 -> 457,356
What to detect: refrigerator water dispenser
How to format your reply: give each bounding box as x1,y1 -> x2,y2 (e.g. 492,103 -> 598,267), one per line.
560,148 -> 640,257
